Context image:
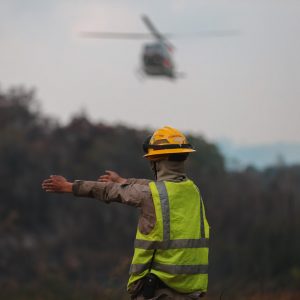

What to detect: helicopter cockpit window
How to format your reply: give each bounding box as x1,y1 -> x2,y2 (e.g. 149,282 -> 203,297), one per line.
145,44 -> 164,55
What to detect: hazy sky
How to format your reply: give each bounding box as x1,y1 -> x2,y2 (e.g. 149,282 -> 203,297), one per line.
1,0 -> 299,145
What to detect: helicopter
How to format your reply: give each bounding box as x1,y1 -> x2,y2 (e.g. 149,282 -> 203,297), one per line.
81,15 -> 236,80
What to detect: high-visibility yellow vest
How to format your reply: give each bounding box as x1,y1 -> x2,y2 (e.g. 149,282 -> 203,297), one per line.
128,180 -> 209,294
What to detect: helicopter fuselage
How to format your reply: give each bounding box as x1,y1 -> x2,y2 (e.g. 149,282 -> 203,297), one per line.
142,42 -> 175,78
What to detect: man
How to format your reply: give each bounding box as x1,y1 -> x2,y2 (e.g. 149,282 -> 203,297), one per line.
42,126 -> 209,299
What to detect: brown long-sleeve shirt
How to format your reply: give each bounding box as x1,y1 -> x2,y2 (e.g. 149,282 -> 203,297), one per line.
72,160 -> 187,234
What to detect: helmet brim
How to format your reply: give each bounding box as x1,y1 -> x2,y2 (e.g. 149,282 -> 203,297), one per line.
144,148 -> 195,158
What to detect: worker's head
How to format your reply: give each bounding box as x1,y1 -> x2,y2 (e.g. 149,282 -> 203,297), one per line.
143,126 -> 195,162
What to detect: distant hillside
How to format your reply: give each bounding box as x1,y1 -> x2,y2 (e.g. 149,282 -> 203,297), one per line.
218,139 -> 300,170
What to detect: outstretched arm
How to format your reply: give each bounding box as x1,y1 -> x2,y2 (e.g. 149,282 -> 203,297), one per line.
42,175 -> 73,193
42,174 -> 150,208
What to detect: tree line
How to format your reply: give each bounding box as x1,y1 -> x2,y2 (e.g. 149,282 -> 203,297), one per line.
0,86 -> 299,299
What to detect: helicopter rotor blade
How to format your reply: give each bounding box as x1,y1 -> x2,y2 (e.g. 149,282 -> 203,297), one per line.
167,30 -> 240,39
141,15 -> 176,50
81,30 -> 239,40
80,31 -> 154,40
141,15 -> 165,41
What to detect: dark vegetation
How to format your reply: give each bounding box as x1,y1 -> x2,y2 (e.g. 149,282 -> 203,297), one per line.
0,86 -> 299,299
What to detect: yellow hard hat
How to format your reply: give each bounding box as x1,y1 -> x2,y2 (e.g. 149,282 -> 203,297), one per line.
143,126 -> 195,159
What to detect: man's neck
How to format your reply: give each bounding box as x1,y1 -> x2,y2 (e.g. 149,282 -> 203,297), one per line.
155,160 -> 187,182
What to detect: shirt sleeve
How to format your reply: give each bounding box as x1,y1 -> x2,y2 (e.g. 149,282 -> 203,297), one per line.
72,180 -> 151,208
125,178 -> 151,185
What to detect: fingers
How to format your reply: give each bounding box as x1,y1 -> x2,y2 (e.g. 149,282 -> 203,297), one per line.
98,170 -> 115,182
42,179 -> 53,187
50,175 -> 67,182
41,176 -> 64,193
42,179 -> 54,192
42,176 -> 60,185
42,179 -> 52,184
41,184 -> 55,192
98,175 -> 109,182
44,189 -> 55,193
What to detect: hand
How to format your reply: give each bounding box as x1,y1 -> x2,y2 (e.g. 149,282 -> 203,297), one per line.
42,175 -> 73,193
98,170 -> 126,184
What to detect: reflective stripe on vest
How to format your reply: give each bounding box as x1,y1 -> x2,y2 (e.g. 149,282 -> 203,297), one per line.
134,238 -> 209,250
130,262 -> 209,275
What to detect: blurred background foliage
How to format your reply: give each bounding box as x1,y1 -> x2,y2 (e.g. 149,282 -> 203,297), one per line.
0,86 -> 300,300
